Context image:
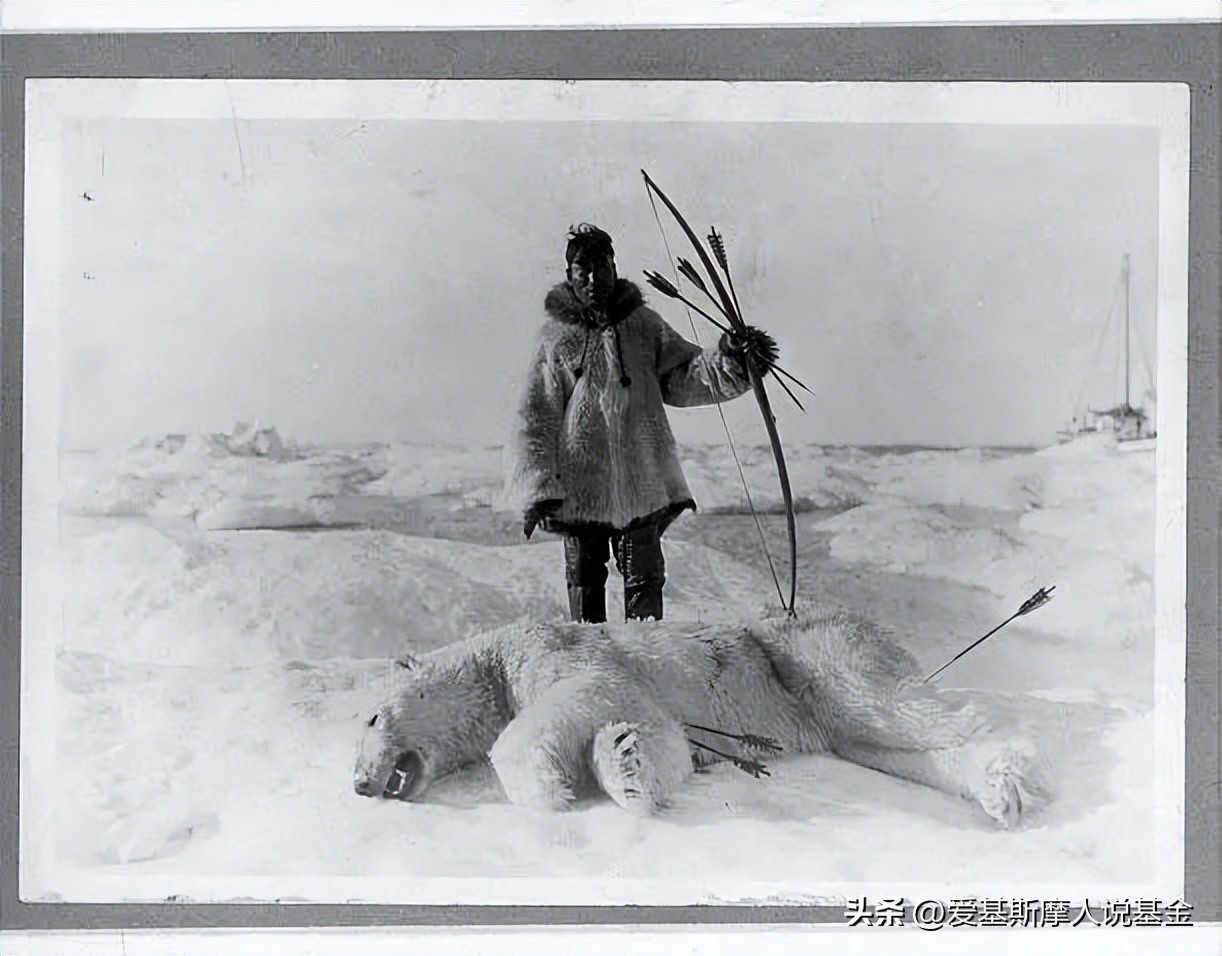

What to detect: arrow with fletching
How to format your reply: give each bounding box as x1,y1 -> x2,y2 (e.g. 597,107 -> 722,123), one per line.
923,586 -> 1057,683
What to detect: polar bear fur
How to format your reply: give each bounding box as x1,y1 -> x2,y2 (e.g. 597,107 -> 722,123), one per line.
353,611 -> 1050,826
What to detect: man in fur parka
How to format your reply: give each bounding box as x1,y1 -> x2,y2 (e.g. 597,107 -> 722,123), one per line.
505,224 -> 778,624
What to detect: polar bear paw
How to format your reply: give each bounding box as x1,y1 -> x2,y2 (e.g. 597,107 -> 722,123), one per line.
593,723 -> 657,815
592,721 -> 688,817
974,741 -> 1046,829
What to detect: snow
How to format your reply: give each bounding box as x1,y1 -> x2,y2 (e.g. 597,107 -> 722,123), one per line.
818,433 -> 1155,705
29,429 -> 1164,904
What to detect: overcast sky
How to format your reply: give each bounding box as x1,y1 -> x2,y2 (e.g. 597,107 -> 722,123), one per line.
57,111 -> 1159,450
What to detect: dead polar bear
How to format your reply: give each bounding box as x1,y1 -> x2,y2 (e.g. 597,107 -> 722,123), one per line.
353,612 -> 1048,826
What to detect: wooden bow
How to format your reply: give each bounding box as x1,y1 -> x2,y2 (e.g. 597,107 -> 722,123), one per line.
642,170 -> 800,615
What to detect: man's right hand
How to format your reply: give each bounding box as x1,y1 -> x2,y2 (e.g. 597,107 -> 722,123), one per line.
523,499 -> 564,539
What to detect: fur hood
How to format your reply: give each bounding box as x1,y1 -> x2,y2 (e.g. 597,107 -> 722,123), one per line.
543,278 -> 645,329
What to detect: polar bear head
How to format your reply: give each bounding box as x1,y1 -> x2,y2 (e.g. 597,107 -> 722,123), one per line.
353,657 -> 508,801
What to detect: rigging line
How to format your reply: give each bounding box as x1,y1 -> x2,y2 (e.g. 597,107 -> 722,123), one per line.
645,186 -> 787,610
1115,269 -> 1126,403
1077,268 -> 1123,414
1132,302 -> 1156,392
1138,323 -> 1157,400
1128,275 -> 1157,400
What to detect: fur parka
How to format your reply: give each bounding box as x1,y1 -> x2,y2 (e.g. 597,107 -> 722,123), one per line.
504,279 -> 752,532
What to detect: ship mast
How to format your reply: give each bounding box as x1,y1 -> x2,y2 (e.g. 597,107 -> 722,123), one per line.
1123,252 -> 1131,410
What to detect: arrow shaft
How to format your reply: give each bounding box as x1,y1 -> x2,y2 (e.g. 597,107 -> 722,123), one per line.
673,291 -> 732,334
643,172 -> 744,331
923,610 -> 1021,683
675,292 -> 810,399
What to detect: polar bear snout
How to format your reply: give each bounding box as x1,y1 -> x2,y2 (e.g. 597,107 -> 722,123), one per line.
354,748 -> 425,801
381,750 -> 425,800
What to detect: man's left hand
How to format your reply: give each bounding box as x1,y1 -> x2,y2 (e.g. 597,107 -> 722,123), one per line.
523,498 -> 564,539
720,326 -> 779,377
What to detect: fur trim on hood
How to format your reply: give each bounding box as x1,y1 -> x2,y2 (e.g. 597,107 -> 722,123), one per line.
544,278 -> 645,329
